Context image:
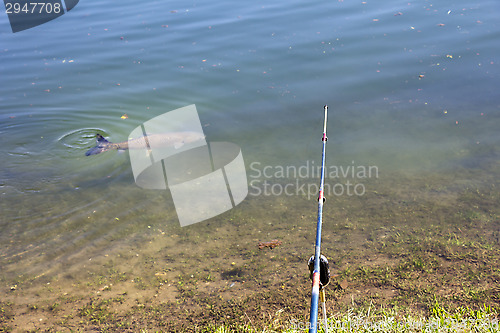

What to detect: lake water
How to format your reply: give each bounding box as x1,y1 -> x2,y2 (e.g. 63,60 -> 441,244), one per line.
1,0 -> 499,298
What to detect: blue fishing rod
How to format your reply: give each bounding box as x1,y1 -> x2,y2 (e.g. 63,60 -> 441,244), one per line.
308,105 -> 330,333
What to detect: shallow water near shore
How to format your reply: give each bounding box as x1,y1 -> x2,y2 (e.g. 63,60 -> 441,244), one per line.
1,0 -> 499,330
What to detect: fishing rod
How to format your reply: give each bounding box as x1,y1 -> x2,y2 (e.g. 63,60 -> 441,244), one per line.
308,105 -> 330,333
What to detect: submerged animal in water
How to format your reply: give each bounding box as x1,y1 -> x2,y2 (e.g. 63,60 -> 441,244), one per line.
85,132 -> 205,156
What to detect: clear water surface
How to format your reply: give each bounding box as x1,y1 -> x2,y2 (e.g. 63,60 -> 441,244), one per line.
1,0 -> 499,281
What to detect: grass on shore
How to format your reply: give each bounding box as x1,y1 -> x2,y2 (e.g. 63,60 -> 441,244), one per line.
212,303 -> 499,332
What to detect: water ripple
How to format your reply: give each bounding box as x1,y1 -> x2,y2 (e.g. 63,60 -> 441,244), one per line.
58,128 -> 108,150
